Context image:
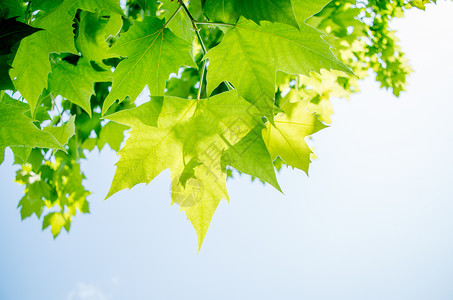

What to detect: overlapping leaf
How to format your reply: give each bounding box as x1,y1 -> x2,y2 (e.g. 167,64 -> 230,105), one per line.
222,126 -> 281,191
43,115 -> 76,146
10,1 -> 78,114
0,17 -> 41,90
75,11 -> 123,63
33,0 -> 124,15
205,19 -> 351,121
203,0 -> 299,27
0,100 -> 64,164
16,157 -> 90,237
263,99 -> 326,173
10,0 -> 123,114
160,0 -> 195,43
48,59 -> 111,115
102,17 -> 196,114
105,90 -> 261,246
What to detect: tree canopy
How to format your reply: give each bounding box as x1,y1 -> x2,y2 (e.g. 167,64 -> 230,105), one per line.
0,0 -> 438,248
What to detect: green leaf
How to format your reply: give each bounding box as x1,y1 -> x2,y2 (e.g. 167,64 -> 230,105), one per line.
96,121 -> 129,151
102,17 -> 196,114
0,101 -> 64,161
203,0 -> 299,28
69,0 -> 124,16
262,100 -> 326,173
409,0 -> 436,10
0,55 -> 14,90
1,0 -> 25,19
10,145 -> 32,164
0,17 -> 42,56
42,212 -> 68,238
33,0 -> 124,15
105,90 -> 261,247
291,0 -> 332,25
17,186 -> 45,219
160,0 -> 195,43
43,115 -> 76,147
205,19 -> 351,121
11,0 -> 124,114
75,11 -> 123,63
17,178 -> 51,220
10,0 -> 79,114
48,59 -> 111,116
222,126 -> 281,192
0,16 -> 43,91
137,0 -> 159,12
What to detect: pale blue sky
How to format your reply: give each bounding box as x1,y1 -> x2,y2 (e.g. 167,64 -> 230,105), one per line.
1,2 -> 453,300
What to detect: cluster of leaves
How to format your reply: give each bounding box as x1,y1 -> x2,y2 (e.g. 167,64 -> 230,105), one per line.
0,0 -> 436,247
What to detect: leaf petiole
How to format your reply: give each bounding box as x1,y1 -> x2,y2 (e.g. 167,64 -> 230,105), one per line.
164,4 -> 183,28
197,60 -> 207,100
194,21 -> 234,27
179,1 -> 209,98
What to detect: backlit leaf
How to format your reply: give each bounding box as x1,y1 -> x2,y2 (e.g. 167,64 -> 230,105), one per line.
205,19 -> 351,120
102,17 -> 196,114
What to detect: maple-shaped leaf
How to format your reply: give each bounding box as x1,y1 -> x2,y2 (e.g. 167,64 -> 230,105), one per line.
15,161 -> 56,221
10,0 -> 124,114
203,0 -> 299,28
42,212 -> 70,237
39,157 -> 90,237
105,90 -> 261,247
102,17 -> 196,114
0,100 -> 64,164
9,1 -> 78,114
17,177 -> 49,219
262,99 -> 326,173
48,59 -> 111,116
43,115 -> 76,147
205,19 -> 351,121
75,11 -> 123,63
0,16 -> 42,90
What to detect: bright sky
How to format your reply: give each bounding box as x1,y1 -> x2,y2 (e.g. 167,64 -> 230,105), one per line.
1,2 -> 453,300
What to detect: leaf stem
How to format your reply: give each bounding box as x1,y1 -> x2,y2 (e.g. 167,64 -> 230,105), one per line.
180,1 -> 209,98
194,21 -> 234,27
197,60 -> 207,100
180,1 -> 236,97
164,4 -> 183,28
180,2 -> 207,54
